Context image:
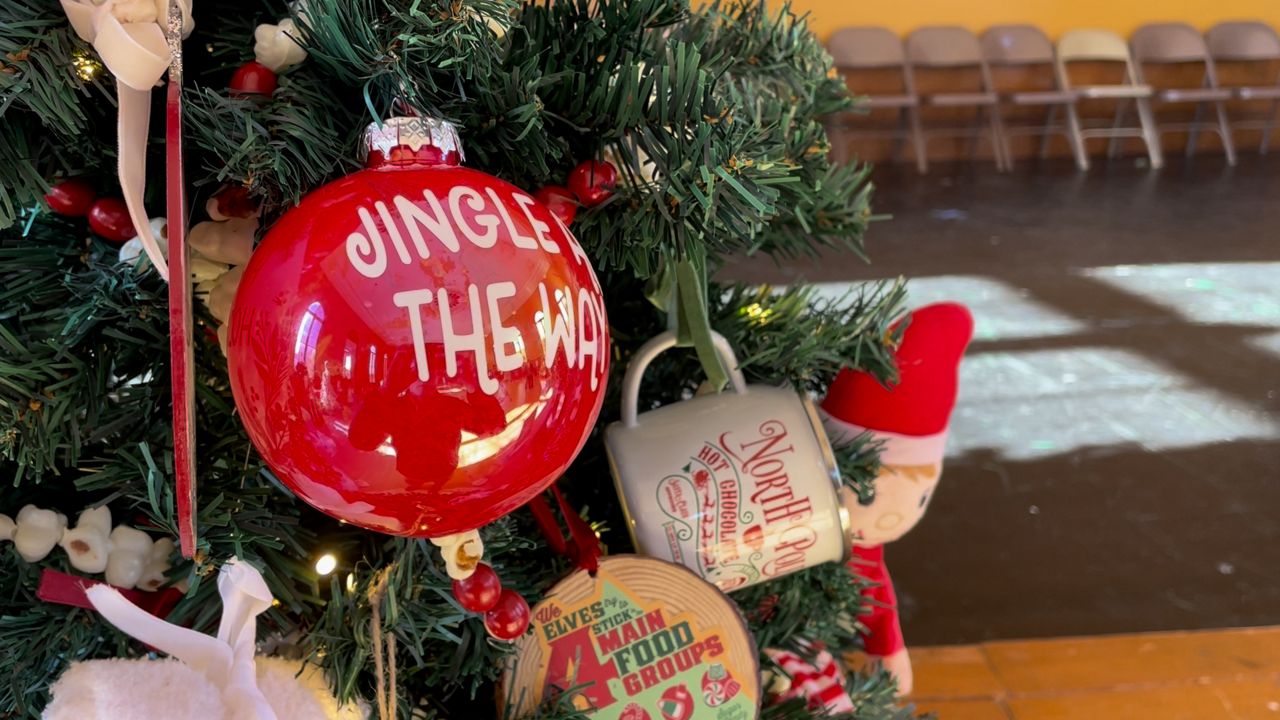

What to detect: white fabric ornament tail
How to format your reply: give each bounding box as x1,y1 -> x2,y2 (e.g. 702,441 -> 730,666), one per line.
71,558 -> 277,719
60,0 -> 194,281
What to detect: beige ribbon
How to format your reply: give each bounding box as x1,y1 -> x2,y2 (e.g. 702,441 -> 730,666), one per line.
60,0 -> 194,281
87,558 -> 278,720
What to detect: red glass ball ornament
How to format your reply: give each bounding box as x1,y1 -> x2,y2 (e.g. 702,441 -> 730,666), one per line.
452,563 -> 502,612
227,117 -> 610,538
484,588 -> 531,641
533,186 -> 577,226
230,61 -> 278,96
45,178 -> 97,217
87,198 -> 136,242
567,160 -> 617,207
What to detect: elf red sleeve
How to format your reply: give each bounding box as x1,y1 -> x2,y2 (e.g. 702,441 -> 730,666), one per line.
849,544 -> 905,657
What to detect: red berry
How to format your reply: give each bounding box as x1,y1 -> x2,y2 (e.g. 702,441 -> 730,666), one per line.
45,178 -> 97,217
484,588 -> 530,641
87,198 -> 136,243
567,160 -> 617,207
452,563 -> 502,613
534,185 -> 578,225
230,61 -> 277,97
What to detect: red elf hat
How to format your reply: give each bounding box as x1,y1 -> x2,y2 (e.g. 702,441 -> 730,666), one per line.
822,302 -> 974,437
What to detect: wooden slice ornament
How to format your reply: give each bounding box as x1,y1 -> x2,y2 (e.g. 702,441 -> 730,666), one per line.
506,555 -> 759,720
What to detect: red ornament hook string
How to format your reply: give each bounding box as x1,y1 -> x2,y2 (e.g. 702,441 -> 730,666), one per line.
528,484 -> 600,574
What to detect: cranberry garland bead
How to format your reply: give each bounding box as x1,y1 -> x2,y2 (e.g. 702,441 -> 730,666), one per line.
484,588 -> 532,641
533,185 -> 578,225
44,179 -> 97,217
87,198 -> 137,242
230,61 -> 278,96
452,563 -> 502,613
567,160 -> 617,207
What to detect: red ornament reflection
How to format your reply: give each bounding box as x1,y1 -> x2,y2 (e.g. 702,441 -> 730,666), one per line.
227,138 -> 609,537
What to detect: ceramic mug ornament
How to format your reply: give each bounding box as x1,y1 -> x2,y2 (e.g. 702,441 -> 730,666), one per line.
606,331 -> 853,593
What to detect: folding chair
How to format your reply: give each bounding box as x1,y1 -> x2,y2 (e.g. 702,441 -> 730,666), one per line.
1131,22 -> 1237,166
1056,29 -> 1165,169
1206,21 -> 1280,153
826,27 -> 927,173
906,26 -> 1011,172
981,24 -> 1089,170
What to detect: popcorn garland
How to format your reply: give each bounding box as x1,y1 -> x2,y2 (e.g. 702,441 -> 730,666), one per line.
232,3 -> 310,95
118,186 -> 259,352
1,504 -> 178,592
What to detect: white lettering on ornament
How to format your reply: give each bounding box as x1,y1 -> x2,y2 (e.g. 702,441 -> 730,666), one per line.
363,183 -> 606,396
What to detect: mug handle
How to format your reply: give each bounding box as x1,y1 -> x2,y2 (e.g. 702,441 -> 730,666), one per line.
621,330 -> 749,428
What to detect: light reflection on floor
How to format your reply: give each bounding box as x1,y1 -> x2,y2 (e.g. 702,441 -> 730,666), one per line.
1083,262 -> 1280,328
952,347 -> 1277,460
1249,331 -> 1280,358
815,261 -> 1280,461
811,275 -> 1086,341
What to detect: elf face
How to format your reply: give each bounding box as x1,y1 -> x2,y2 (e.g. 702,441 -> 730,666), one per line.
844,462 -> 942,547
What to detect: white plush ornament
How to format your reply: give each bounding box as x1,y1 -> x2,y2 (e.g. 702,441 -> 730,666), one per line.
43,559 -> 368,720
59,506 -> 114,574
13,505 -> 68,563
253,18 -> 308,72
105,525 -> 153,589
189,216 -> 257,266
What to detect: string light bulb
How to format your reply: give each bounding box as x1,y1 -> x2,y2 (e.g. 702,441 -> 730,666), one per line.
72,51 -> 101,82
314,553 -> 337,576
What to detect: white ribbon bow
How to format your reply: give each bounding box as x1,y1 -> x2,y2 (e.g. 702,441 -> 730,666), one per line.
86,557 -> 279,720
60,0 -> 194,281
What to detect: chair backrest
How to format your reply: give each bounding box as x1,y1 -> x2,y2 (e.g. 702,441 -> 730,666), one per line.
1131,22 -> 1211,63
1206,21 -> 1280,61
827,26 -> 906,69
906,26 -> 987,67
1057,29 -> 1132,62
981,24 -> 1055,65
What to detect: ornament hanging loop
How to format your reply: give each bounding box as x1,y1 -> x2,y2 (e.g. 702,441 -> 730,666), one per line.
529,485 -> 600,575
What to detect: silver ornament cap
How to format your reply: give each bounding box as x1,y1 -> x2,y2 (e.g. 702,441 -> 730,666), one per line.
360,116 -> 465,166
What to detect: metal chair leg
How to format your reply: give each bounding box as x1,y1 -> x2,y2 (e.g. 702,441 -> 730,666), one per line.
890,108 -> 908,163
1186,101 -> 1205,161
989,104 -> 1012,171
964,107 -> 983,162
1135,97 -> 1165,169
1107,99 -> 1129,159
1214,100 -> 1237,166
1260,99 -> 1279,155
908,105 -> 928,174
1065,103 -> 1091,171
1038,104 -> 1059,160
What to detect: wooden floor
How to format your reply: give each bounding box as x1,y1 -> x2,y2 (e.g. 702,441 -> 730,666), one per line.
864,626 -> 1280,719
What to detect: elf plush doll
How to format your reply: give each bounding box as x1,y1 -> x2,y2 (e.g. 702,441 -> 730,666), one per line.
820,302 -> 974,696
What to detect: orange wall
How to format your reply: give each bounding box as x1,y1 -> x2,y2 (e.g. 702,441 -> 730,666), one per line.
786,0 -> 1280,39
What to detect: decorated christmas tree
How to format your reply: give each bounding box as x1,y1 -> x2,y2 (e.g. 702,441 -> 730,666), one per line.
1,0 -> 922,718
